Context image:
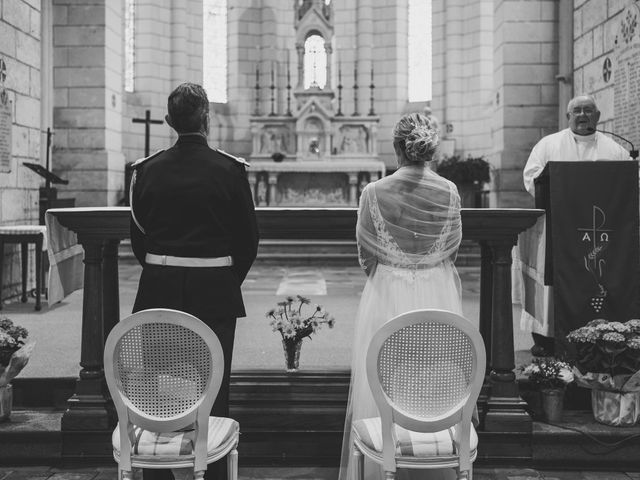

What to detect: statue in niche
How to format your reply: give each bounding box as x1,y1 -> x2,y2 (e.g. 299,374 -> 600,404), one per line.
256,175 -> 268,206
339,126 -> 368,153
303,118 -> 324,157
260,128 -> 289,154
358,174 -> 370,195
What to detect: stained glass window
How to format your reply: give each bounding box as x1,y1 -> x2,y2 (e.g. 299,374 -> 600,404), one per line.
408,0 -> 432,101
203,0 -> 228,103
304,34 -> 327,90
124,0 -> 135,93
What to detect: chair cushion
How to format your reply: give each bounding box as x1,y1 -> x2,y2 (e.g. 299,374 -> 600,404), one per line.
112,416 -> 238,459
353,417 -> 477,457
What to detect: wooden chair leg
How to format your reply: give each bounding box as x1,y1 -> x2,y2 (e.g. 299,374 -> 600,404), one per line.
228,448 -> 238,480
35,236 -> 42,311
0,239 -> 4,310
119,467 -> 134,480
352,447 -> 364,480
20,242 -> 28,303
455,468 -> 471,480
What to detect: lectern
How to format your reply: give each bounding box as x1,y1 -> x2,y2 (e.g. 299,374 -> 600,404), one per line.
534,161 -> 640,350
22,162 -> 75,225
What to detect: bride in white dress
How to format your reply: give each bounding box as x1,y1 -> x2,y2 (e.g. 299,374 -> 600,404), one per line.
339,113 -> 463,480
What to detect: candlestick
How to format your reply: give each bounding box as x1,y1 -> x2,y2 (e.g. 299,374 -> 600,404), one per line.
254,65 -> 261,116
286,55 -> 292,116
353,61 -> 359,116
368,66 -> 376,116
336,62 -> 343,117
269,62 -> 276,116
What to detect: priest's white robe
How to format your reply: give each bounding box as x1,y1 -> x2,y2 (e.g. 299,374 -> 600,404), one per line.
515,128 -> 632,337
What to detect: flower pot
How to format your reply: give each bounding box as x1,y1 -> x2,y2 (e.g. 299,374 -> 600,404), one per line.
0,384 -> 12,421
591,389 -> 640,427
282,338 -> 302,373
541,388 -> 564,423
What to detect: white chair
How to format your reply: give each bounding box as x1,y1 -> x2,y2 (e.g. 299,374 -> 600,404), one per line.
104,308 -> 239,480
352,309 -> 486,480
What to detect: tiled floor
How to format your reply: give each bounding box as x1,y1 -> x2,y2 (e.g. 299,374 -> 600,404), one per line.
0,467 -> 638,479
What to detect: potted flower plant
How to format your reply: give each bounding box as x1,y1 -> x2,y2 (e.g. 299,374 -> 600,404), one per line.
566,318 -> 640,426
266,295 -> 335,373
521,357 -> 574,422
435,155 -> 491,207
0,317 -> 34,421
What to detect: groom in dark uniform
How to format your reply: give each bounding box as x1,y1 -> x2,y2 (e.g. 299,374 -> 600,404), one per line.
130,82 -> 259,480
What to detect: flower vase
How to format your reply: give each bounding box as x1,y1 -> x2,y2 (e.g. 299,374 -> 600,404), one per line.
0,384 -> 12,421
540,388 -> 564,423
591,389 -> 640,427
282,338 -> 302,373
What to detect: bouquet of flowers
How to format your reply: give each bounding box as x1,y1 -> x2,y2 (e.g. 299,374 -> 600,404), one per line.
0,317 -> 34,387
267,295 -> 335,342
566,318 -> 640,392
521,357 -> 574,390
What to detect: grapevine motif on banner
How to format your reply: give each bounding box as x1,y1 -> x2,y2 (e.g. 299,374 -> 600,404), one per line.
578,206 -> 612,314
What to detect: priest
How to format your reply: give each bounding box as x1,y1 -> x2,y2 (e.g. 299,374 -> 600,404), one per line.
519,94 -> 632,356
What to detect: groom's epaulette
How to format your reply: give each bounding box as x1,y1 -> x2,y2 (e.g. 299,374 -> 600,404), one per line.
131,149 -> 165,169
215,148 -> 250,168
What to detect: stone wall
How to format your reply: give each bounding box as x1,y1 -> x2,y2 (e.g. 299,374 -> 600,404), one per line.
52,0 -> 125,207
0,0 -> 42,301
123,0 -> 203,167
491,0 -> 559,207
431,0 -> 495,159
574,0 -> 630,134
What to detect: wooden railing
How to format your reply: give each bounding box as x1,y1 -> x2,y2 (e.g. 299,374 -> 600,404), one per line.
48,206 -> 544,460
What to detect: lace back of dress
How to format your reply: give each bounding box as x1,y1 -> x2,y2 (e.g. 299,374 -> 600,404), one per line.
367,178 -> 460,268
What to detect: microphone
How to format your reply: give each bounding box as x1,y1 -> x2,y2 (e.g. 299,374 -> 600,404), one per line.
596,129 -> 639,160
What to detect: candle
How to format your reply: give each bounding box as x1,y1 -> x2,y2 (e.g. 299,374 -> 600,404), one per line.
287,52 -> 291,83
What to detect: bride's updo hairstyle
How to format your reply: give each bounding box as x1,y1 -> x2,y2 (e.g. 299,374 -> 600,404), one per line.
393,112 -> 439,163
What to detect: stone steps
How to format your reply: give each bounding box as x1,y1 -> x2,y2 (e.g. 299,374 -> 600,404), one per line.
3,376 -> 640,469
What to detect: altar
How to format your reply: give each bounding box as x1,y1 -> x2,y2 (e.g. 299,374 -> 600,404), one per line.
246,0 -> 385,207
248,159 -> 384,207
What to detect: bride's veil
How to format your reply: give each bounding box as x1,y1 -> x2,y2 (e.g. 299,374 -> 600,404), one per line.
357,166 -> 462,269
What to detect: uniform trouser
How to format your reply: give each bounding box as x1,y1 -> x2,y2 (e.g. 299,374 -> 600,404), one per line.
142,317 -> 237,480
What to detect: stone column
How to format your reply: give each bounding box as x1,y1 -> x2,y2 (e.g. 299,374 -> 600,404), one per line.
483,238 -> 531,433
296,43 -> 305,90
52,1 -> 125,207
325,43 -> 333,90
268,175 -> 278,206
491,0 -> 558,207
61,240 -> 111,436
247,172 -> 257,205
348,173 -> 358,206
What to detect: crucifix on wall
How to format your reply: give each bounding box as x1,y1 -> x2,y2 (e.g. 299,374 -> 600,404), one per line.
132,109 -> 163,157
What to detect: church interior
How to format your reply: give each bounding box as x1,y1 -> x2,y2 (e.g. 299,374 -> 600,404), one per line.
1,0 -> 640,476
